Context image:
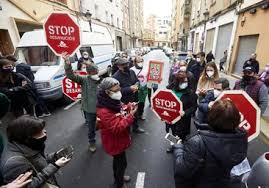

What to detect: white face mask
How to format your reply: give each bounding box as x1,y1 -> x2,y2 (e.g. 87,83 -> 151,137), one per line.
137,63 -> 143,67
196,58 -> 201,62
90,74 -> 100,81
179,82 -> 188,90
213,89 -> 221,98
110,91 -> 122,100
206,70 -> 214,78
180,66 -> 187,72
82,68 -> 87,72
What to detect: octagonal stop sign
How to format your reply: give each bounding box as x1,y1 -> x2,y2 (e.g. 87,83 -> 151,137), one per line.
151,89 -> 183,124
217,90 -> 261,142
44,12 -> 81,56
62,71 -> 87,101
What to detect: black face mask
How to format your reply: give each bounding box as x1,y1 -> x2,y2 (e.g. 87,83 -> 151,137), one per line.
123,66 -> 130,72
0,67 -> 14,74
242,75 -> 254,83
26,136 -> 47,151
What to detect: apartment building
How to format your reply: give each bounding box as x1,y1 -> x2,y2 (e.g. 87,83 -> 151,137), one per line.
0,0 -> 80,56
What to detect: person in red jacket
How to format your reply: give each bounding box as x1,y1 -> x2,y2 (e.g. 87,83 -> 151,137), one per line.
97,77 -> 137,188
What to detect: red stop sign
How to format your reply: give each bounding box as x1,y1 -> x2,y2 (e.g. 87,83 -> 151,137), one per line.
217,90 -> 261,142
151,89 -> 183,124
44,12 -> 81,56
62,71 -> 87,101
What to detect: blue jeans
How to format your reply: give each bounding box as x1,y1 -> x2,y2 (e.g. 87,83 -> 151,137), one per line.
84,111 -> 96,144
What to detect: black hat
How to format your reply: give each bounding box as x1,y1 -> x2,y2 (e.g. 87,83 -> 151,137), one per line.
243,66 -> 256,73
115,58 -> 129,65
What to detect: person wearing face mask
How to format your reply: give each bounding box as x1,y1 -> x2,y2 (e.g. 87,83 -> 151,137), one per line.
197,78 -> 230,125
196,62 -> 219,99
169,61 -> 196,91
0,59 -> 36,117
97,78 -> 137,188
258,64 -> 269,91
77,51 -> 93,71
234,66 -> 268,115
1,115 -> 71,188
113,58 -> 145,133
243,53 -> 259,74
166,72 -> 198,153
187,52 -> 205,88
64,54 -> 100,153
131,56 -> 148,120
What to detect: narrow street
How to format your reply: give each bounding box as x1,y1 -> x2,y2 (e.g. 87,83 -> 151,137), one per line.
34,50 -> 268,188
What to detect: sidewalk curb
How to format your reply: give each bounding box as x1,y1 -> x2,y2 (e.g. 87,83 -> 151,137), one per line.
260,118 -> 269,144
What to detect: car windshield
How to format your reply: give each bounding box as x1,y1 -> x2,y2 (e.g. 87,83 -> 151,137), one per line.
178,54 -> 187,61
15,46 -> 60,66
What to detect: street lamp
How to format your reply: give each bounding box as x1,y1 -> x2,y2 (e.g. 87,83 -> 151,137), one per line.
85,10 -> 92,32
132,32 -> 135,48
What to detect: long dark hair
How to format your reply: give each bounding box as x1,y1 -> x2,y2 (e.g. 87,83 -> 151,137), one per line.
167,71 -> 189,92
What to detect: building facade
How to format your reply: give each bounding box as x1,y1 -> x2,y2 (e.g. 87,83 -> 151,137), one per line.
155,16 -> 171,47
0,0 -> 80,56
81,0 -> 125,51
171,0 -> 180,50
129,0 -> 144,48
229,0 -> 269,75
143,14 -> 156,47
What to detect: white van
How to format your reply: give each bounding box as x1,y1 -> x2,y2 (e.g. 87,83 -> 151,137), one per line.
15,22 -> 115,101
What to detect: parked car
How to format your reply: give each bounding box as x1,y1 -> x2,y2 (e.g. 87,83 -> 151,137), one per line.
178,52 -> 188,61
15,22 -> 115,101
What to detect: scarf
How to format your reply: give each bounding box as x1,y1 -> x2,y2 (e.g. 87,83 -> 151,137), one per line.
97,90 -> 121,113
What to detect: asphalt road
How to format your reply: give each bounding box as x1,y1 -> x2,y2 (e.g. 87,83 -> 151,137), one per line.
1,50 -> 268,188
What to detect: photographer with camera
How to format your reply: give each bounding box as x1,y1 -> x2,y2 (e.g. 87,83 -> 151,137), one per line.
1,115 -> 72,188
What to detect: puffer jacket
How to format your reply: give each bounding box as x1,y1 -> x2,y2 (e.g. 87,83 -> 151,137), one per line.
97,108 -> 134,156
1,142 -> 59,188
174,128 -> 248,188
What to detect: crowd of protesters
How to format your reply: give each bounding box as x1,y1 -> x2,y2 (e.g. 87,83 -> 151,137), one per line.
0,48 -> 268,188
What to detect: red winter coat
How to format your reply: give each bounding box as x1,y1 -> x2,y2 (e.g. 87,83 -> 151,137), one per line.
97,107 -> 134,156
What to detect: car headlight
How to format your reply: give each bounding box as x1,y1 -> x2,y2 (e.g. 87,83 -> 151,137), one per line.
35,82 -> 50,89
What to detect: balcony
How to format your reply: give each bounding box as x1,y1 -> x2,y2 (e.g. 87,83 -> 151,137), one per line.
183,2 -> 191,18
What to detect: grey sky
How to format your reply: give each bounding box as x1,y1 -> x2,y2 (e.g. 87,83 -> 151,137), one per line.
143,0 -> 172,20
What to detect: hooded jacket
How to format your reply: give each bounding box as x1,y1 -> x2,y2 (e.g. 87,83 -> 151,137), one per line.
1,142 -> 59,188
174,129 -> 248,188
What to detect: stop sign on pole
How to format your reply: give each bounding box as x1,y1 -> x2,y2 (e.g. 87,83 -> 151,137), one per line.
217,90 -> 261,142
44,12 -> 81,56
151,89 -> 183,124
62,71 -> 87,101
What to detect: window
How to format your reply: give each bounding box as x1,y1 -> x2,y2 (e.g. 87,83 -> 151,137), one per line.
15,47 -> 60,66
111,14 -> 114,25
109,0 -> 112,2
164,32 -> 167,34
94,4 -> 99,19
159,32 -> 162,34
79,47 -> 94,58
117,18 -> 120,28
105,11 -> 109,23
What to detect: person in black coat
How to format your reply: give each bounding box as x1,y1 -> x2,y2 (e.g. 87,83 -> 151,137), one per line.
197,77 -> 230,125
173,99 -> 248,188
187,52 -> 205,88
166,71 -> 198,152
169,61 -> 196,91
243,53 -> 259,74
113,58 -> 144,133
206,50 -> 215,63
0,59 -> 36,117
